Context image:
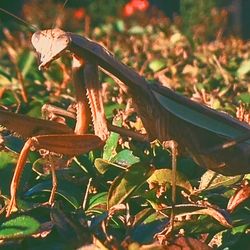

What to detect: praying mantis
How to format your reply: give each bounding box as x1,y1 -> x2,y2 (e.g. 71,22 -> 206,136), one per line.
1,12 -> 250,223
31,27 -> 250,176
30,29 -> 250,235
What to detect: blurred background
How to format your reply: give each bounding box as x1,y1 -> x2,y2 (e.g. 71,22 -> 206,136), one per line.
1,0 -> 250,114
1,0 -> 250,39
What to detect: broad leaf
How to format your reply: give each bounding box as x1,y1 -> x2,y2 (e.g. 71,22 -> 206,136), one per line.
161,204 -> 232,228
147,168 -> 193,193
94,158 -> 125,174
198,170 -> 243,193
108,163 -> 154,209
103,116 -> 122,161
112,149 -> 140,166
87,192 -> 107,212
237,59 -> 250,78
0,216 -> 40,239
25,180 -> 81,209
149,60 -> 166,72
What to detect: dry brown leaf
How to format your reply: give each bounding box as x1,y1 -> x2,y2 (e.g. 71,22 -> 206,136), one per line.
165,237 -> 212,250
227,181 -> 250,213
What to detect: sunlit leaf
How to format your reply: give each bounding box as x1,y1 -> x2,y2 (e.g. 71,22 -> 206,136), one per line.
148,60 -> 166,73
0,216 -> 40,239
18,50 -> 36,78
115,19 -> 125,33
128,26 -> 145,34
236,92 -> 250,104
198,170 -> 242,193
161,204 -> 232,228
94,158 -> 125,174
0,151 -> 17,169
112,149 -> 140,167
108,163 -> 154,209
147,168 -> 193,193
227,183 -> 250,212
87,192 -> 107,212
103,116 -> 122,161
237,59 -> 250,78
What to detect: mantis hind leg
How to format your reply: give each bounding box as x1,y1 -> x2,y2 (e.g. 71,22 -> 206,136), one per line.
155,140 -> 178,242
48,156 -> 58,207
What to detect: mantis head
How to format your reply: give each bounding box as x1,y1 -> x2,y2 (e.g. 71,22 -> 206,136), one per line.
31,28 -> 71,70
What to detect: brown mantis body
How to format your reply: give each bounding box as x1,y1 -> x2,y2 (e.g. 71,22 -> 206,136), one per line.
31,28 -> 250,176
29,29 -> 250,237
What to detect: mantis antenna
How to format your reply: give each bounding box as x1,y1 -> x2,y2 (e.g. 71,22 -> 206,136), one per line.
0,7 -> 38,32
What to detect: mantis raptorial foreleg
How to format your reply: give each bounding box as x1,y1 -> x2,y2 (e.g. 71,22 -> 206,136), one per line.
6,132 -> 104,217
71,56 -> 92,135
42,102 -> 148,142
5,53 -> 110,216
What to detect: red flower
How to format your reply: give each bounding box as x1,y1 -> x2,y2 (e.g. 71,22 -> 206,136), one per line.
73,7 -> 86,21
123,0 -> 149,17
123,2 -> 135,17
131,0 -> 149,11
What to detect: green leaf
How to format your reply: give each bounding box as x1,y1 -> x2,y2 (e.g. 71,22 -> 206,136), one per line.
0,66 -> 12,83
0,151 -> 17,194
236,92 -> 250,104
50,203 -> 87,245
108,163 -> 154,209
87,192 -> 107,212
18,50 -> 36,78
103,132 -> 119,160
148,60 -> 166,72
25,180 -> 81,209
0,151 -> 17,170
0,151 -> 32,195
104,102 -> 125,119
0,216 -> 40,239
128,26 -> 145,35
231,224 -> 248,235
147,169 -> 193,193
198,170 -> 242,193
237,59 -> 250,78
27,103 -> 43,118
112,149 -> 140,166
175,216 -> 225,234
3,135 -> 25,153
103,117 -> 122,161
161,204 -> 232,228
94,158 -> 125,174
115,20 -> 125,33
32,158 -> 49,177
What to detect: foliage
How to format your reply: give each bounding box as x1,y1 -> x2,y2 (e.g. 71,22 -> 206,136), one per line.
180,0 -> 228,41
0,1 -> 250,249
